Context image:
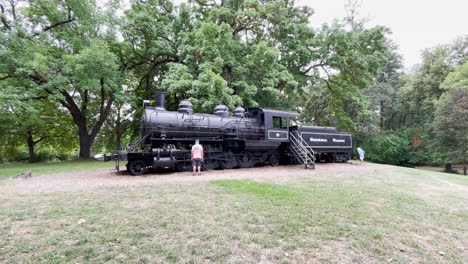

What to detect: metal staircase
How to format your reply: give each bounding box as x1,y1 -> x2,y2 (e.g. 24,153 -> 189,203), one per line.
289,132 -> 316,169
125,132 -> 151,151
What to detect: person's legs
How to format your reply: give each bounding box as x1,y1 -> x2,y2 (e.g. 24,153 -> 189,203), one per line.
360,156 -> 364,165
192,159 -> 202,175
192,160 -> 197,175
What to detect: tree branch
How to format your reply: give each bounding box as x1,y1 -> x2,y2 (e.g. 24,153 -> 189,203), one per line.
194,0 -> 216,7
42,18 -> 75,33
81,89 -> 89,117
31,95 -> 50,100
321,65 -> 334,93
90,82 -> 114,141
10,0 -> 17,21
33,136 -> 47,145
99,79 -> 105,117
30,72 -> 48,85
33,6 -> 74,36
59,89 -> 86,131
302,62 -> 327,75
0,4 -> 11,30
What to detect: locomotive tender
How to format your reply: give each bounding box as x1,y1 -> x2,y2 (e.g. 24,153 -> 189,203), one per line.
115,92 -> 353,175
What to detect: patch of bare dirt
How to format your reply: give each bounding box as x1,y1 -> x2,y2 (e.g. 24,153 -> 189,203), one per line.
0,163 -> 390,195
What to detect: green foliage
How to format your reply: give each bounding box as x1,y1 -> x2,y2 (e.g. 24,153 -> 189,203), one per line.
0,85 -> 77,162
299,22 -> 389,131
358,36 -> 468,168
394,38 -> 467,129
363,39 -> 404,132
361,132 -> 410,165
162,1 -> 301,112
431,63 -> 468,165
440,61 -> 468,90
357,129 -> 432,166
0,0 -> 124,158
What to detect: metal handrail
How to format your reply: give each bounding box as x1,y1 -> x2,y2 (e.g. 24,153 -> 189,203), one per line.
289,132 -> 316,167
291,132 -> 316,155
289,137 -> 308,164
126,132 -> 151,151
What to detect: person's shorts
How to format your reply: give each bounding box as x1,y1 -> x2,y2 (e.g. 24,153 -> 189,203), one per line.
360,156 -> 364,160
192,158 -> 203,167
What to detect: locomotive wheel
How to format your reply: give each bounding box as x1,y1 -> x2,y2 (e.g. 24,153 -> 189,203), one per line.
203,159 -> 220,170
129,160 -> 146,176
220,151 -> 237,169
237,151 -> 253,168
175,161 -> 192,172
269,154 -> 280,166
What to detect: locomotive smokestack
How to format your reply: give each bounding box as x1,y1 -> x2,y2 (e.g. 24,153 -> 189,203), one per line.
155,92 -> 165,110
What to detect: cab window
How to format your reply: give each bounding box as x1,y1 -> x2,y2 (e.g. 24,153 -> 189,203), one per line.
273,116 -> 288,129
281,117 -> 289,128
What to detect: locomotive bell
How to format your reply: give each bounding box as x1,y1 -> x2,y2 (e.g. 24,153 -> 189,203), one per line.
233,106 -> 245,118
178,99 -> 194,114
213,104 -> 230,117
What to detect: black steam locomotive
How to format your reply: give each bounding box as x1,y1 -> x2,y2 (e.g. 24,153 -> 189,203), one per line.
113,92 -> 353,175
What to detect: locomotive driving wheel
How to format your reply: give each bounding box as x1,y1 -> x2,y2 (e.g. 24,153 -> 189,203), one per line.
220,151 -> 237,169
269,154 -> 280,166
128,160 -> 146,176
237,151 -> 253,168
203,159 -> 220,170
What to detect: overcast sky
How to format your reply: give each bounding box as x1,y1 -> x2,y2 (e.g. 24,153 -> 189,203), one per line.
295,0 -> 467,69
171,0 -> 467,69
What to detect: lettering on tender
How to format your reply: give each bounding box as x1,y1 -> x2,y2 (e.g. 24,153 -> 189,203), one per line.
310,138 -> 328,142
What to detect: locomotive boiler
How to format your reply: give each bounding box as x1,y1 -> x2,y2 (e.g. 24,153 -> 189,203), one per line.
113,92 -> 353,175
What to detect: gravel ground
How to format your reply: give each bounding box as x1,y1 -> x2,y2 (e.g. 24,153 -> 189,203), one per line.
0,163 -> 391,194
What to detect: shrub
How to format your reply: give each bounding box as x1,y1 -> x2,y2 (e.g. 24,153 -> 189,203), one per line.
357,129 -> 432,166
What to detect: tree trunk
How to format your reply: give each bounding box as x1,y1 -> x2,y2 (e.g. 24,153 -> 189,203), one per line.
79,127 -> 92,158
27,132 -> 36,163
445,163 -> 453,173
380,100 -> 384,130
45,80 -> 114,159
115,106 -> 122,151
464,149 -> 467,176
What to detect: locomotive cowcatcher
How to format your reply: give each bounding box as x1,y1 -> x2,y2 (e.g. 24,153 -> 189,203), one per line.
110,92 -> 353,175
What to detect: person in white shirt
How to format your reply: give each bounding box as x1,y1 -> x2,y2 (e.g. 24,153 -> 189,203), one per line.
191,139 -> 204,175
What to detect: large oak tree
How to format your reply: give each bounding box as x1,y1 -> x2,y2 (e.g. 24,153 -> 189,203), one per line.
0,0 -> 123,158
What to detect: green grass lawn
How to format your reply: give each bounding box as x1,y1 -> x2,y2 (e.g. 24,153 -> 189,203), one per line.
0,159 -> 114,179
0,165 -> 467,263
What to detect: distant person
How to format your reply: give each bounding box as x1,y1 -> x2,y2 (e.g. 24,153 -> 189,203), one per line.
191,139 -> 204,176
357,147 -> 365,165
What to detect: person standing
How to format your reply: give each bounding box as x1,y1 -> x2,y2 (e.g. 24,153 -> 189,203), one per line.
191,139 -> 204,175
357,147 -> 365,165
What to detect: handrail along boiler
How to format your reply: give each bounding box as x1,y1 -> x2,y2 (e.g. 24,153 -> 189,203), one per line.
112,92 -> 353,175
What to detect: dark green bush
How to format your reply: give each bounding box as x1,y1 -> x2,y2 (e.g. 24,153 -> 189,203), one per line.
357,129 -> 433,166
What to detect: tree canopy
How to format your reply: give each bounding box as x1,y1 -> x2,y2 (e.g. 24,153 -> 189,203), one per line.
0,0 -> 466,173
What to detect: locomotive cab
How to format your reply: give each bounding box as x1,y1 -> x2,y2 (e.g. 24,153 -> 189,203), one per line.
247,108 -> 298,142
